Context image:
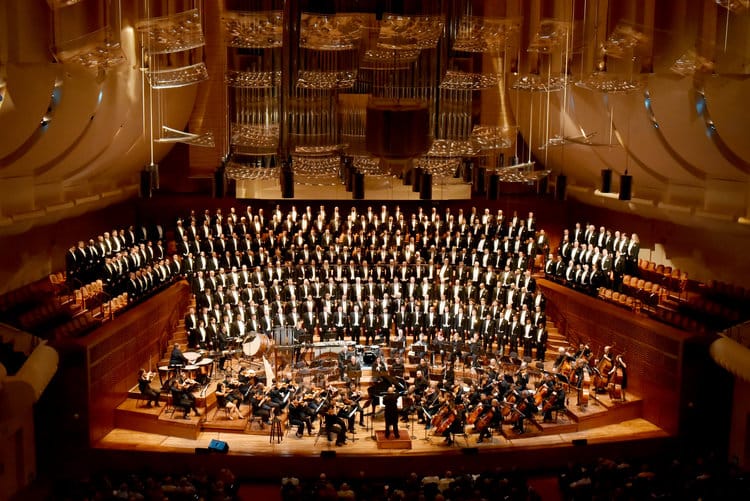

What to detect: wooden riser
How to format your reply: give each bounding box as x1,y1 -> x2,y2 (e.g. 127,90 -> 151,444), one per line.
115,399 -> 201,440
375,430 -> 413,449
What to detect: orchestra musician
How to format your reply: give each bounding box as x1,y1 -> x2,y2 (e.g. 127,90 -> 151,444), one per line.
215,382 -> 244,420
168,342 -> 188,368
511,390 -> 536,434
137,368 -> 160,407
324,404 -> 348,446
168,375 -> 201,419
289,395 -> 314,437
608,354 -> 628,401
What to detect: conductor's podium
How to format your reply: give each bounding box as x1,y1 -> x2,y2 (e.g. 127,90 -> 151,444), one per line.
375,430 -> 412,449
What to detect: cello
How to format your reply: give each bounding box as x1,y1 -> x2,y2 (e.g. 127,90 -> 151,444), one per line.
474,407 -> 494,434
466,403 -> 483,425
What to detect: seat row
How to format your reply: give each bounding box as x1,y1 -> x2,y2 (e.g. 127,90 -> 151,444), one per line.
597,287 -> 639,312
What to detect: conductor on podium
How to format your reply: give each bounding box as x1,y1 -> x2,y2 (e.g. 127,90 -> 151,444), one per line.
384,385 -> 400,439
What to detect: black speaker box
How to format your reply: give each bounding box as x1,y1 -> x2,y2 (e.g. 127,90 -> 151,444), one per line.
462,160 -> 473,182
555,174 -> 567,201
473,167 -> 486,195
601,169 -> 613,193
352,172 -> 365,199
420,172 -> 432,200
619,174 -> 632,200
321,450 -> 336,458
213,168 -> 225,198
462,447 -> 479,455
572,438 -> 588,446
487,173 -> 500,200
281,168 -> 294,198
208,439 -> 229,453
412,168 -> 423,192
139,170 -> 152,199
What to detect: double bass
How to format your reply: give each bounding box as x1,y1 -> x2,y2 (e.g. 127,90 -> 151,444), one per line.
466,403 -> 483,425
593,352 -> 612,393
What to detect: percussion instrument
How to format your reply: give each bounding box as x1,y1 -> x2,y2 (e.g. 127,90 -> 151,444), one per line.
196,358 -> 213,378
183,364 -> 199,378
362,351 -> 377,366
158,365 -> 173,386
183,351 -> 201,364
243,334 -> 272,357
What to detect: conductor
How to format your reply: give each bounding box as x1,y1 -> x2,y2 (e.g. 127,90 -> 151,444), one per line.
383,385 -> 400,439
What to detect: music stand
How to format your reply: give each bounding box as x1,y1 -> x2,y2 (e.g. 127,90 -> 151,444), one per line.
421,407 -> 433,443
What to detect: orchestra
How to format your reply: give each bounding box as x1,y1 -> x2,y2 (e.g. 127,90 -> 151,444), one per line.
122,203 -> 638,447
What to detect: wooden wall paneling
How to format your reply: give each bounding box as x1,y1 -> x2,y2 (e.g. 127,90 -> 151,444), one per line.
539,279 -> 692,435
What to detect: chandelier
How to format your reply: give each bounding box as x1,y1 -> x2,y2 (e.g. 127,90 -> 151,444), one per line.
222,11 -> 283,49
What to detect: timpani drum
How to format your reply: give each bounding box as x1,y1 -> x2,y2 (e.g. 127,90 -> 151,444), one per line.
183,364 -> 199,379
183,351 -> 201,364
196,358 -> 213,379
362,351 -> 377,366
243,334 -> 272,357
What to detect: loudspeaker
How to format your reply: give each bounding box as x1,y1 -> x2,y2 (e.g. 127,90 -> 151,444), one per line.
281,167 -> 294,198
462,160 -> 473,182
572,438 -> 588,446
420,172 -> 432,200
619,174 -> 632,200
487,173 -> 500,200
352,171 -> 365,199
601,169 -> 613,193
344,164 -> 353,191
213,167 -> 226,198
412,168 -> 422,192
555,174 -> 567,200
462,447 -> 479,455
473,167 -> 486,195
321,450 -> 336,458
139,170 -> 152,198
208,439 -> 229,453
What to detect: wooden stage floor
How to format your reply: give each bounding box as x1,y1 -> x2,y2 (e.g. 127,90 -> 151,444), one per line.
98,415 -> 666,458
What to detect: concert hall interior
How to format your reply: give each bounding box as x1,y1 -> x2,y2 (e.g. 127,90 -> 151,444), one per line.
2,0 -> 750,499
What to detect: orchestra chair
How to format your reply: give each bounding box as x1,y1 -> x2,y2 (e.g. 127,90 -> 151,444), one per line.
214,393 -> 231,420
247,413 -> 266,431
449,424 -> 470,448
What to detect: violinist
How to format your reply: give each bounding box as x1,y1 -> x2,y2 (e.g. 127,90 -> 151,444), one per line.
247,383 -> 272,425
137,368 -> 160,407
324,404 -> 348,446
215,382 -> 244,420
169,375 -> 201,419
289,395 -> 314,437
345,381 -> 365,428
